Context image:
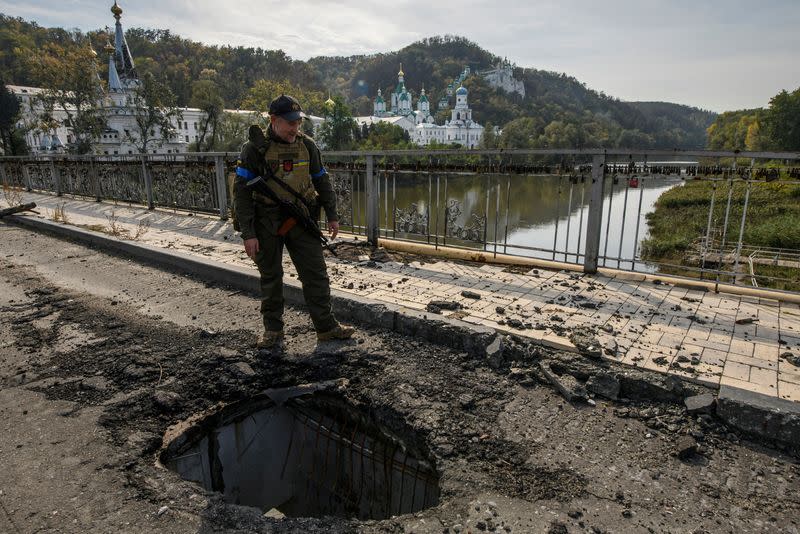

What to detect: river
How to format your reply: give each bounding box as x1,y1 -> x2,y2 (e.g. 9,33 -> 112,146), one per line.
340,172 -> 683,272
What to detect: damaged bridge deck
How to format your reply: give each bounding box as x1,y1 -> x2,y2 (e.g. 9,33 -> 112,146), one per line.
4,193 -> 800,408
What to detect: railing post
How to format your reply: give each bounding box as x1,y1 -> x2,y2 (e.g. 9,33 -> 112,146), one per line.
141,155 -> 154,209
51,157 -> 62,196
21,162 -> 32,191
583,153 -> 606,274
214,155 -> 228,220
365,154 -> 379,244
90,156 -> 101,201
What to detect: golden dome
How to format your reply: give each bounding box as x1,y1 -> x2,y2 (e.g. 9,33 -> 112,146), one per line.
104,42 -> 116,54
111,1 -> 123,17
89,46 -> 98,57
398,63 -> 404,76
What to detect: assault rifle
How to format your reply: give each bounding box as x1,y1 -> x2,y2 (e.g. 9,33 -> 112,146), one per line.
240,174 -> 337,256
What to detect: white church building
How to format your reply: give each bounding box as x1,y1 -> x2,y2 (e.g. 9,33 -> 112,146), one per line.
355,65 -> 484,148
9,1 -> 248,156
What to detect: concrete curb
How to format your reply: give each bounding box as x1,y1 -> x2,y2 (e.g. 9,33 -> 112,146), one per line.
718,385 -> 800,446
6,214 -> 800,449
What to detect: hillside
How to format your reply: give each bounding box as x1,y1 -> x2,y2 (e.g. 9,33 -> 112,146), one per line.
0,15 -> 716,148
306,37 -> 717,149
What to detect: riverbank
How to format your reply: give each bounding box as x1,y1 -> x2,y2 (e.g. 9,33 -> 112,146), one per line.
641,178 -> 800,291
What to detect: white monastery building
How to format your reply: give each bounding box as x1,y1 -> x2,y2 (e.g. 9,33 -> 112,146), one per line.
8,1 -> 253,155
355,65 -> 485,149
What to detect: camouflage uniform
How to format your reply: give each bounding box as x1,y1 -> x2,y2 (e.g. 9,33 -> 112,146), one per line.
235,124 -> 340,335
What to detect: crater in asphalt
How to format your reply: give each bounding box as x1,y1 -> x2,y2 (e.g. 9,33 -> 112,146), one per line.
161,389 -> 440,520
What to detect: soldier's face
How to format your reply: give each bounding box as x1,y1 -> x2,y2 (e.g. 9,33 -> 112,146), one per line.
271,116 -> 302,143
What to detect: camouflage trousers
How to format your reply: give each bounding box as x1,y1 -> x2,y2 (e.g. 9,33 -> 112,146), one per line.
252,206 -> 336,333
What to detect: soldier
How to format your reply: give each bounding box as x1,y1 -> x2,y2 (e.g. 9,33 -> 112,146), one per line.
235,95 -> 354,348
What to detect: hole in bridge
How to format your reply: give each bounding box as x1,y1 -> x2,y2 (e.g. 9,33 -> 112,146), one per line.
161,390 -> 440,519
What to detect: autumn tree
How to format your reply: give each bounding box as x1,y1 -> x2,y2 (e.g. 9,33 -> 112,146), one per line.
763,87 -> 800,151
25,44 -> 106,153
318,96 -> 357,150
706,110 -> 763,151
358,121 -> 412,150
479,121 -> 498,149
616,129 -> 654,149
497,117 -> 543,148
216,111 -> 261,152
241,79 -> 326,117
189,70 -> 224,151
127,72 -> 182,153
0,81 -> 27,155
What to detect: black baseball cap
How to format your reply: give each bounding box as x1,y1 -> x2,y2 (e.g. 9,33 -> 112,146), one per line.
269,95 -> 305,121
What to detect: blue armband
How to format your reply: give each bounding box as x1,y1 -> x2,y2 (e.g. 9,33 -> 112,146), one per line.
236,166 -> 257,179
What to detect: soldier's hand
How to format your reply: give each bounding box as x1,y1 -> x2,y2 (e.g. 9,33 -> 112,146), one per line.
327,220 -> 339,240
244,238 -> 259,259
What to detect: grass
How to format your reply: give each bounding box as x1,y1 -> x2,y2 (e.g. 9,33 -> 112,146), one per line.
50,202 -> 69,224
2,179 -> 24,207
641,178 -> 800,291
748,264 -> 800,292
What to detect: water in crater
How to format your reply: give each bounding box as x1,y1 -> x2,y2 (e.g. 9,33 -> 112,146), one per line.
161,389 -> 440,520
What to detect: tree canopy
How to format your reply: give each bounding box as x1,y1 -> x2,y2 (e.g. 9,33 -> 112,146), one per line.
318,96 -> 357,150
704,87 -> 800,152
23,43 -> 107,153
763,88 -> 800,151
0,79 -> 26,155
127,72 -> 182,153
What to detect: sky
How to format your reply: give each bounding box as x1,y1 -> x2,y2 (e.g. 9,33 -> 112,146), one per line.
2,0 -> 799,112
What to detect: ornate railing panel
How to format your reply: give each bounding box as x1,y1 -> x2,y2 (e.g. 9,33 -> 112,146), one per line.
329,171 -> 353,227
151,160 -> 218,213
444,199 -> 486,243
26,162 -> 56,191
394,203 -> 428,235
0,161 -> 27,188
60,160 -> 95,198
95,160 -> 146,204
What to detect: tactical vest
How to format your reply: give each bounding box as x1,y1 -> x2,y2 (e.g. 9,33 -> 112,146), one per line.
252,137 -> 318,213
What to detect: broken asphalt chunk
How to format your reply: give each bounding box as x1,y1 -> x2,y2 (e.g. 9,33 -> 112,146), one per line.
569,328 -> 603,359
674,435 -> 698,460
684,393 -> 715,415
586,372 -> 620,400
484,335 -> 505,368
539,362 -> 588,403
427,300 -> 461,311
505,318 -> 525,329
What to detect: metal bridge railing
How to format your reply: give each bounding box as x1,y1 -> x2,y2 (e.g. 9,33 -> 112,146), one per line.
2,149 -> 799,292
0,153 -> 238,218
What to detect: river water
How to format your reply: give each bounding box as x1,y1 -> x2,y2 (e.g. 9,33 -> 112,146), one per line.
342,172 -> 683,272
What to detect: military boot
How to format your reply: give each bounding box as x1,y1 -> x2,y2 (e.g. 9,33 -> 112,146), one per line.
317,323 -> 355,342
257,330 -> 284,348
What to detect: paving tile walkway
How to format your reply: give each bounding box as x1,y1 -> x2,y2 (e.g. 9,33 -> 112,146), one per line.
6,193 -> 800,403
